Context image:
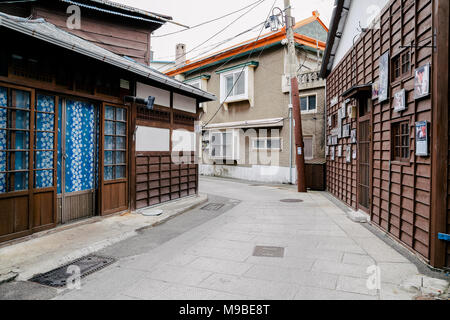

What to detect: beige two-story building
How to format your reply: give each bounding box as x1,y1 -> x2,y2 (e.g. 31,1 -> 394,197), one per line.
167,12 -> 328,184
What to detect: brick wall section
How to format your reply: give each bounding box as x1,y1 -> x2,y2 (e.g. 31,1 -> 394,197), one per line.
326,0 -> 434,260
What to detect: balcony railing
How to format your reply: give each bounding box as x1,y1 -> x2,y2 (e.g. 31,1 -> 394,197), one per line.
298,70 -> 323,86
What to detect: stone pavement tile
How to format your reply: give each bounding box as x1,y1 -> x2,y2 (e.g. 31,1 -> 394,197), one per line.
342,253 -> 376,266
155,284 -> 224,300
336,276 -> 378,296
354,239 -> 410,263
311,260 -> 369,278
121,278 -> 172,300
285,246 -> 344,262
166,254 -> 199,267
185,246 -> 253,262
377,262 -> 420,285
243,265 -> 338,290
212,291 -> 257,300
145,264 -> 213,287
296,229 -> 348,237
379,283 -> 415,300
198,273 -> 300,300
316,242 -> 366,254
245,255 -> 315,271
250,235 -> 320,249
293,286 -> 378,300
200,238 -> 255,251
187,257 -> 253,276
208,230 -> 257,242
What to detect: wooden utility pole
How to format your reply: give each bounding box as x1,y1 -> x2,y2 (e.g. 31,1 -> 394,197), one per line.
284,0 -> 307,192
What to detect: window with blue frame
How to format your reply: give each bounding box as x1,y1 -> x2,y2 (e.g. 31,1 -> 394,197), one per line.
104,105 -> 127,181
0,87 -> 31,193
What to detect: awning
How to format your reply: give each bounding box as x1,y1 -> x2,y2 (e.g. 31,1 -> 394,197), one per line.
342,84 -> 372,99
204,118 -> 284,130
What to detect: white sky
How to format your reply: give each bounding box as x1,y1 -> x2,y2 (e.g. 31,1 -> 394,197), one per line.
114,0 -> 335,62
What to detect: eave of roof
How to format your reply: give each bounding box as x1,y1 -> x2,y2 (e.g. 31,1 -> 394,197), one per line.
0,12 -> 215,102
166,12 -> 328,77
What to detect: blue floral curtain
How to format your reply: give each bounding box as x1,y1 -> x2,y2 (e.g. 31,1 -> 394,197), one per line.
35,94 -> 55,189
58,100 -> 98,194
0,87 -> 7,193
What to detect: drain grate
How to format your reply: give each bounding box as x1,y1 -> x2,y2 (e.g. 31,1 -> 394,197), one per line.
201,203 -> 225,211
29,255 -> 116,288
253,246 -> 285,258
280,199 -> 303,203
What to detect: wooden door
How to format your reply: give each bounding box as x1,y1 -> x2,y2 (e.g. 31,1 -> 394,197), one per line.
358,97 -> 371,213
57,98 -> 98,224
100,103 -> 129,215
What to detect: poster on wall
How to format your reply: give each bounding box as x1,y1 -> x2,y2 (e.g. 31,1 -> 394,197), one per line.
346,145 -> 351,163
379,51 -> 389,102
351,129 -> 357,144
342,124 -> 351,138
337,145 -> 343,157
372,80 -> 380,100
415,121 -> 429,156
353,148 -> 357,160
332,136 -> 338,145
393,89 -> 406,112
325,146 -> 329,156
414,64 -> 430,99
330,147 -> 335,161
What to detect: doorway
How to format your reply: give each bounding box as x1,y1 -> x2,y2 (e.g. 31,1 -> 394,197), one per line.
358,96 -> 371,212
57,98 -> 99,224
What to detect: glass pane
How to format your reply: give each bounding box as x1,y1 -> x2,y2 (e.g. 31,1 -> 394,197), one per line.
300,97 -> 308,111
10,131 -> 29,150
115,151 -> 125,164
35,170 -> 53,189
0,108 -> 6,129
0,152 -> 5,172
0,87 -> 7,107
12,90 -> 30,109
11,172 -> 28,192
36,112 -> 54,131
116,122 -> 126,136
104,151 -> 113,165
36,132 -> 54,150
115,166 -> 126,179
10,151 -> 29,170
36,95 -> 55,113
270,139 -> 281,149
35,151 -> 54,169
116,108 -> 126,121
308,96 -> 317,110
105,121 -> 115,135
225,75 -> 234,95
105,135 -> 114,150
104,166 -> 113,181
0,173 -> 5,194
14,110 -> 30,129
105,106 -> 115,120
116,137 -> 126,150
235,72 -> 245,95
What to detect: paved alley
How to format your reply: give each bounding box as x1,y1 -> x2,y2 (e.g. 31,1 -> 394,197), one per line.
45,176 -> 445,300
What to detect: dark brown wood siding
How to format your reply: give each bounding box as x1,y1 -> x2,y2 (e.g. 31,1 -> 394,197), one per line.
32,6 -> 152,65
326,0 -> 435,261
135,152 -> 198,209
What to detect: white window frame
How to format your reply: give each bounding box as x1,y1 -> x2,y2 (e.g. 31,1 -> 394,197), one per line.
251,137 -> 282,151
299,93 -> 318,114
220,67 -> 249,104
303,136 -> 314,160
209,130 -> 240,160
185,79 -> 202,90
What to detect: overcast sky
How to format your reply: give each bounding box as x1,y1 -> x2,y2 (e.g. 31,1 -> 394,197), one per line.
115,0 -> 334,62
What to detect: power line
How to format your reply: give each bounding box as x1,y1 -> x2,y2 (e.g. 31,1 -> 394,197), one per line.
153,0 -> 265,38
202,0 -> 277,128
155,0 -> 267,72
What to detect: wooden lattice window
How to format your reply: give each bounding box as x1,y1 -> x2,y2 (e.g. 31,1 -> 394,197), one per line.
104,105 -> 127,181
392,51 -> 410,82
392,121 -> 410,162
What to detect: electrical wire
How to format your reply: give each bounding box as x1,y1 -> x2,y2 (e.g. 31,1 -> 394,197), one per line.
152,0 -> 265,38
202,0 -> 278,128
155,0 -> 267,72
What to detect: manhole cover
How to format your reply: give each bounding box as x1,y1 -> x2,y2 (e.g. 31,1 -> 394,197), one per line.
280,199 -> 303,203
253,246 -> 285,258
201,203 -> 225,211
29,255 -> 116,288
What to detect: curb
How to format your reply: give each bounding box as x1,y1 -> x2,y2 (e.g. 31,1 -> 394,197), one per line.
0,272 -> 18,285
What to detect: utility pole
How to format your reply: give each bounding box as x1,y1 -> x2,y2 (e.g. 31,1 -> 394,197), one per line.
284,0 -> 307,192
